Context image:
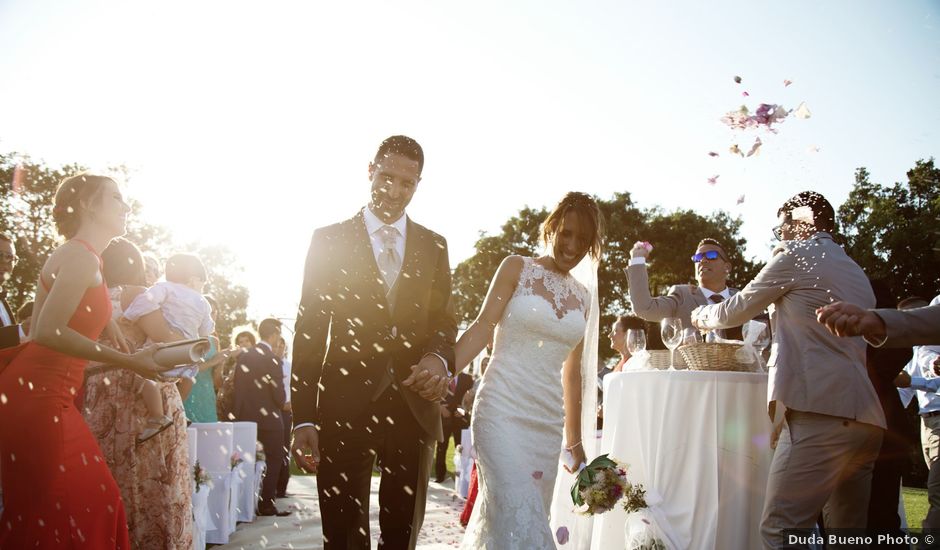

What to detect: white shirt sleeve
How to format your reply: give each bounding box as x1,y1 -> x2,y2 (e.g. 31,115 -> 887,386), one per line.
122,284 -> 168,322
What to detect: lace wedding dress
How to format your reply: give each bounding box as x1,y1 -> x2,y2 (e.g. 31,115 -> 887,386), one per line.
462,257 -> 589,549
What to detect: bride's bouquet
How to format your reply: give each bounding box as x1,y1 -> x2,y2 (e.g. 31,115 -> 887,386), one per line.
570,454 -> 631,515
570,454 -> 669,549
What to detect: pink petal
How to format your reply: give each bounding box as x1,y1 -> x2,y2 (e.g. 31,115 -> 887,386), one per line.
532,471 -> 543,480
736,195 -> 746,205
707,175 -> 719,185
784,79 -> 793,87
642,518 -> 651,524
742,91 -> 750,97
708,151 -> 719,157
556,526 -> 570,545
734,75 -> 742,84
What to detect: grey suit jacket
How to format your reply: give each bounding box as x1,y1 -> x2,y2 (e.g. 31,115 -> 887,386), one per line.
693,233 -> 885,428
626,262 -> 737,330
875,304 -> 940,348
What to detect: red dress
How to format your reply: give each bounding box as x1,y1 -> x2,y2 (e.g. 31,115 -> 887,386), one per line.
0,241 -> 130,549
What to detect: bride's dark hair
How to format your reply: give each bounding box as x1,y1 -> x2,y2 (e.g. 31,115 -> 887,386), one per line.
540,191 -> 605,261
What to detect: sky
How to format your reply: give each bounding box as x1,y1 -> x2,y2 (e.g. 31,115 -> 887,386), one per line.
1,0 -> 938,323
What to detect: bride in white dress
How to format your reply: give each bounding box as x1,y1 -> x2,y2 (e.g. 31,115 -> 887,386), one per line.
456,192 -> 604,549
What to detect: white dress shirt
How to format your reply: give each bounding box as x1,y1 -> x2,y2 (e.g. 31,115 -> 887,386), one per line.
363,207 -> 407,270
282,358 -> 292,404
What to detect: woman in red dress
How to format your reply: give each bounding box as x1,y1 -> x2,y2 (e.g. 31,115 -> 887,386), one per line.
0,173 -> 162,549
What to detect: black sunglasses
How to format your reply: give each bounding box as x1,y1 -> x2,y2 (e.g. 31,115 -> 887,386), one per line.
691,250 -> 726,263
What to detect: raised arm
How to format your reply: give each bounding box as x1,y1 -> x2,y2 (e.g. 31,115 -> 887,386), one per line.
453,255 -> 525,371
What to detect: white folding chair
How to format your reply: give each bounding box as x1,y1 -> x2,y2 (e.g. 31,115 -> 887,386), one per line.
456,428 -> 473,498
232,421 -> 258,523
191,422 -> 235,544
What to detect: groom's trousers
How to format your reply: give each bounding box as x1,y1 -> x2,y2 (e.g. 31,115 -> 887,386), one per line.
760,410 -> 883,550
317,382 -> 434,550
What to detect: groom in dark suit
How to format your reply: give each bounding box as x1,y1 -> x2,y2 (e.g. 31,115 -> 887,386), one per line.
291,135 -> 457,550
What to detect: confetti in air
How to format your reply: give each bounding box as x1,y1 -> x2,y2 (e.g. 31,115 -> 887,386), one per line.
707,175 -> 719,186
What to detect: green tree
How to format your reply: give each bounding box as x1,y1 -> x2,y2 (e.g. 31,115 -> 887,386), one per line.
838,159 -> 940,301
0,152 -> 249,345
452,193 -> 761,361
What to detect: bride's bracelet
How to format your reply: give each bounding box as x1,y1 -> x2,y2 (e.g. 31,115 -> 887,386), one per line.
565,441 -> 582,451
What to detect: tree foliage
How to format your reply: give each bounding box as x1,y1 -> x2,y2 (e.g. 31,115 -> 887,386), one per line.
452,192 -> 762,360
0,152 -> 249,347
839,159 -> 940,302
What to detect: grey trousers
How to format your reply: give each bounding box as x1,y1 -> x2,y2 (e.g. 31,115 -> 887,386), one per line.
760,410 -> 883,550
922,416 -> 940,532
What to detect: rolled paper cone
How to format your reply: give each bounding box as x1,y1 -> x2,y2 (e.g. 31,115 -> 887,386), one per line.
153,338 -> 211,368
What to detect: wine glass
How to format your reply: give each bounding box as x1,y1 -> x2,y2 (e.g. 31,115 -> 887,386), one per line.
743,321 -> 772,371
626,329 -> 646,356
660,318 -> 683,370
626,329 -> 647,370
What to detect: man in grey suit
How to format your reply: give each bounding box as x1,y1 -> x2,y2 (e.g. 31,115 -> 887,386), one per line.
627,237 -> 743,339
818,300 -> 940,348
691,191 -> 885,550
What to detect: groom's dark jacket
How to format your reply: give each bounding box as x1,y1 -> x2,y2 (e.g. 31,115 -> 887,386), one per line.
292,210 -> 457,441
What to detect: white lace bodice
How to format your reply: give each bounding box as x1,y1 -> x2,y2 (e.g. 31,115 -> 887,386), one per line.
462,257 -> 589,549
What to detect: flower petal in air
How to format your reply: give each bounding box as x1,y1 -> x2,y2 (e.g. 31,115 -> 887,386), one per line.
556,526 -> 570,545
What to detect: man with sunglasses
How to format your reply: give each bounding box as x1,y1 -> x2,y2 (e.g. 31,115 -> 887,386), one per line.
627,237 -> 743,340
0,233 -> 24,349
690,191 -> 883,550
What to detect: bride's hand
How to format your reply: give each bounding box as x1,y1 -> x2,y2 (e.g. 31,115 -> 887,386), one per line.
563,444 -> 587,474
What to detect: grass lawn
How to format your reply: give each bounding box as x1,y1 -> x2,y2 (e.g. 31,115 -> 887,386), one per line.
289,439 -> 458,478
904,486 -> 928,530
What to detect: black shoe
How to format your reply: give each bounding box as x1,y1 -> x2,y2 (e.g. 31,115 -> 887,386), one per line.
257,506 -> 291,517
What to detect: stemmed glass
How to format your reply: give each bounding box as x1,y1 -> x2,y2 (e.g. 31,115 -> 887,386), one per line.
626,329 -> 646,370
661,318 -> 683,370
743,321 -> 772,372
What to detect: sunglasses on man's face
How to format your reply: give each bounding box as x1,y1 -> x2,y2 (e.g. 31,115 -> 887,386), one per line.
691,250 -> 725,263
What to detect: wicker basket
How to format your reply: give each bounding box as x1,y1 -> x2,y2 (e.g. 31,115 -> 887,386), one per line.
677,343 -> 756,372
644,350 -> 685,369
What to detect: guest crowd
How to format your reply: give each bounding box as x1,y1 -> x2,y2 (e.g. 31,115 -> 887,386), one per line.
1,170 -> 939,550
0,173 -> 295,549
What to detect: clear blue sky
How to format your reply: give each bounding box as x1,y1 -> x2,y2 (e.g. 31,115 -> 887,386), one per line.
1,0 -> 938,321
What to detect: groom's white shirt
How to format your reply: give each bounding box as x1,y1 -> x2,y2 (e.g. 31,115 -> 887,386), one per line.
363,206 -> 407,265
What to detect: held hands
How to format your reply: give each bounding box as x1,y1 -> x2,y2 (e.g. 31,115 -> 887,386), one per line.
291,426 -> 320,474
402,355 -> 448,402
815,302 -> 886,341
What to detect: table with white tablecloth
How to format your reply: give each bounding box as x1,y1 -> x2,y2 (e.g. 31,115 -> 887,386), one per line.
592,370 -> 772,550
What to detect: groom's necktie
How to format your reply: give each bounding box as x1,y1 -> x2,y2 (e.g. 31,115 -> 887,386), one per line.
708,294 -> 725,338
377,225 -> 402,289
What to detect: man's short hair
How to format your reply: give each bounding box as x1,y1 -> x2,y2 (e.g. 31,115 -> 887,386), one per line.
258,317 -> 282,340
165,253 -> 207,284
777,191 -> 836,234
696,238 -> 730,262
898,296 -> 930,310
374,135 -> 424,174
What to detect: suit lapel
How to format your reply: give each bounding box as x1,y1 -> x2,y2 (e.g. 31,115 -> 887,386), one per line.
691,286 -> 708,307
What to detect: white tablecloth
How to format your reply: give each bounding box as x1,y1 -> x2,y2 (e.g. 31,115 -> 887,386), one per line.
592,371 -> 772,550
